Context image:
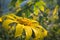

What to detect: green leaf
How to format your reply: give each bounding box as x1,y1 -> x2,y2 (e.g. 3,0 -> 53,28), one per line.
10,0 -> 17,7
33,0 -> 46,15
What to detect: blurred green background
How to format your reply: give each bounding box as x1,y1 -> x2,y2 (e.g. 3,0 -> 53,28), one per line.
0,0 -> 60,40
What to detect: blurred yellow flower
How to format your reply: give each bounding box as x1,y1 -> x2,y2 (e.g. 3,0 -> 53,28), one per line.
2,14 -> 48,40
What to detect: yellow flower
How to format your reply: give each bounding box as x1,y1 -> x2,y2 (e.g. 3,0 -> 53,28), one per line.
2,14 -> 48,40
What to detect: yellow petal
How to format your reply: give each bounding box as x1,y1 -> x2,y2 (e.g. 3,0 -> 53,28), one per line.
23,26 -> 32,40
0,17 -> 2,22
15,24 -> 24,37
2,19 -> 17,30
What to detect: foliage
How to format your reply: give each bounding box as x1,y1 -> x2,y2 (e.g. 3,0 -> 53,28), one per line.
0,0 -> 60,40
